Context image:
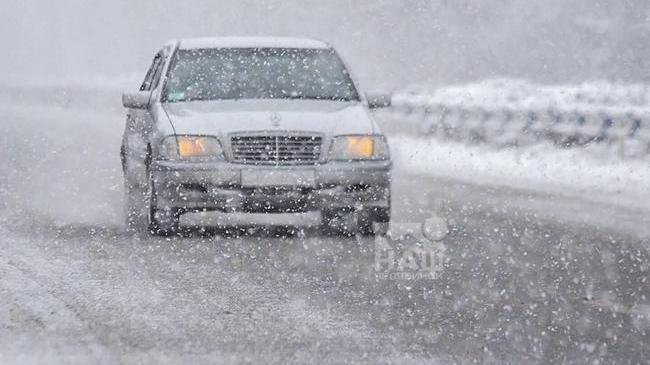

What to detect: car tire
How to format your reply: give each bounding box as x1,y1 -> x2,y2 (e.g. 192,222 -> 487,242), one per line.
124,183 -> 148,234
146,172 -> 180,236
320,209 -> 355,236
359,221 -> 389,236
321,208 -> 389,237
358,208 -> 390,236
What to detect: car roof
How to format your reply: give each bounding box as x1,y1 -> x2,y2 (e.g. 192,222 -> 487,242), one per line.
176,37 -> 330,50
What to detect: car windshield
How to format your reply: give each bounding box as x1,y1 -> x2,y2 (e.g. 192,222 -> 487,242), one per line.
163,48 -> 360,102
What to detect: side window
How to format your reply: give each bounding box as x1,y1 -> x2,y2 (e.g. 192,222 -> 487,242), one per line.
139,54 -> 162,91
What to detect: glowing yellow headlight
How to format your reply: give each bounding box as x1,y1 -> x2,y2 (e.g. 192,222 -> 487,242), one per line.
346,136 -> 374,158
330,135 -> 389,160
177,136 -> 208,157
160,135 -> 223,160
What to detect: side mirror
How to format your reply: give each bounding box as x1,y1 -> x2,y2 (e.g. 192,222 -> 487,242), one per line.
366,92 -> 392,109
122,91 -> 151,109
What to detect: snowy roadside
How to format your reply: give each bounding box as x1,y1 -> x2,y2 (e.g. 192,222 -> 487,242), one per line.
0,102 -> 125,229
390,135 -> 650,213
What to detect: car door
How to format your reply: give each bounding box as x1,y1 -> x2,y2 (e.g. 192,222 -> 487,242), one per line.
121,52 -> 165,189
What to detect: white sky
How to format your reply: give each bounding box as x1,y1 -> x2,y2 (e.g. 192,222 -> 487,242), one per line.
1,0 -> 648,88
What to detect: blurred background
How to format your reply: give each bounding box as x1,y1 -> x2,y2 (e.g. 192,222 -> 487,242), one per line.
1,0 -> 648,89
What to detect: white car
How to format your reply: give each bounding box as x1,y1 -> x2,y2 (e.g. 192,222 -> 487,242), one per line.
120,37 -> 392,235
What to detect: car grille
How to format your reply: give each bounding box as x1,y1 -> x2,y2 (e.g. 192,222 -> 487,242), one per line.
230,135 -> 322,165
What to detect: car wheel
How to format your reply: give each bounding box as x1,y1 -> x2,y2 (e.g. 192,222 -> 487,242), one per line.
359,222 -> 389,236
321,209 -> 389,237
146,170 -> 180,236
320,209 -> 357,236
124,183 -> 148,234
358,208 -> 390,236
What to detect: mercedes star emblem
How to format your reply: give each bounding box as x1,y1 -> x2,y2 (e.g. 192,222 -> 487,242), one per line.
270,112 -> 281,126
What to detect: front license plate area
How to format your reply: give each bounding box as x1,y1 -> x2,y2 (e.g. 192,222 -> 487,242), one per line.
241,169 -> 316,187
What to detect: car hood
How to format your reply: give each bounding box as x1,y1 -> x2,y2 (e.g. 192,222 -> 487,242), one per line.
162,99 -> 377,137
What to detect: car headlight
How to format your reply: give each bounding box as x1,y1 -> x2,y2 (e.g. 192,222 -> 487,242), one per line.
159,135 -> 224,160
329,135 -> 390,161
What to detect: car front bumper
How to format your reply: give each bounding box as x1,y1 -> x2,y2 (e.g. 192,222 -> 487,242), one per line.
151,160 -> 391,215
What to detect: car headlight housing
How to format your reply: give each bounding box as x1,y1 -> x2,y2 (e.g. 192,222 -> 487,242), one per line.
329,135 -> 390,161
159,135 -> 224,160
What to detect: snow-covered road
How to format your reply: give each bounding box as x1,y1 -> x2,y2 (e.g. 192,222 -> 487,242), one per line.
0,90 -> 648,364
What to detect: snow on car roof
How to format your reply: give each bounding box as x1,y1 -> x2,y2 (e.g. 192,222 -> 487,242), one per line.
177,37 -> 330,50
